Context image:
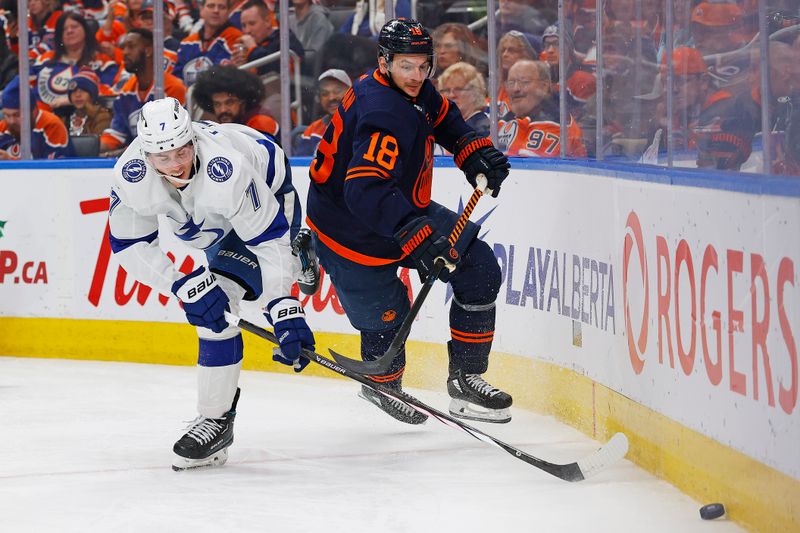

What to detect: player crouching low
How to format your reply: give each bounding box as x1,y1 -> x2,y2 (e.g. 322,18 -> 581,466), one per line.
108,98 -> 316,470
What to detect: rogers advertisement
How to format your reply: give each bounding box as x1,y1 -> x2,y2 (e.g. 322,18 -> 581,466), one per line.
0,164 -> 797,481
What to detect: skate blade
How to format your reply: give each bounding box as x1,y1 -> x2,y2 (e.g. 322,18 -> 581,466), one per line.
449,398 -> 511,424
358,390 -> 428,425
172,448 -> 229,471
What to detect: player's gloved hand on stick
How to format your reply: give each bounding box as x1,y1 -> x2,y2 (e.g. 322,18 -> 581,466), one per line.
453,131 -> 510,198
394,216 -> 460,282
266,297 -> 315,373
172,266 -> 230,333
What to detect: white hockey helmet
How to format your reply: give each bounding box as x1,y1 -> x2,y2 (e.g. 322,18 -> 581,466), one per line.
137,97 -> 194,153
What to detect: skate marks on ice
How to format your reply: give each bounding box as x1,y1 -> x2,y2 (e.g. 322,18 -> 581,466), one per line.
0,357 -> 743,533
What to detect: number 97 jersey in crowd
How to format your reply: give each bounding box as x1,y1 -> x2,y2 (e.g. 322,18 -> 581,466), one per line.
306,68 -> 473,266
108,121 -> 301,305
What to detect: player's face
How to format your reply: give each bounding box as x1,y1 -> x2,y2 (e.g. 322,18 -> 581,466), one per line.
147,143 -> 195,186
318,79 -> 348,115
211,93 -> 244,123
384,54 -> 431,98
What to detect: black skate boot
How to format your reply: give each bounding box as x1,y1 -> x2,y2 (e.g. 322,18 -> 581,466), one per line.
172,388 -> 240,471
291,229 -> 320,295
447,370 -> 512,423
359,380 -> 428,425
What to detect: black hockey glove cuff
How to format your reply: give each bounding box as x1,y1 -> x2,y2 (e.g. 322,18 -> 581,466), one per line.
394,216 -> 460,282
454,132 -> 510,198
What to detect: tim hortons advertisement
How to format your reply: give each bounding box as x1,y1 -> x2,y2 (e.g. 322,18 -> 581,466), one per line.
0,164 -> 798,479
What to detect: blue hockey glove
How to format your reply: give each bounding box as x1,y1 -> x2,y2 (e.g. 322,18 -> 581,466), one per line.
394,216 -> 460,282
454,132 -> 510,198
172,266 -> 230,333
266,297 -> 315,373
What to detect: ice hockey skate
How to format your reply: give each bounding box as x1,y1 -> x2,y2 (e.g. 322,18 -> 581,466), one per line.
447,369 -> 512,423
359,382 -> 428,425
172,388 -> 240,471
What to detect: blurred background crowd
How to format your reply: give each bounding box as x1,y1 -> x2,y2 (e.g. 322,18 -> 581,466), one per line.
0,0 -> 798,176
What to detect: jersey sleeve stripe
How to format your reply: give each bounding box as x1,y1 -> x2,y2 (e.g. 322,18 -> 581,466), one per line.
243,209 -> 289,246
346,165 -> 389,179
433,96 -> 450,127
108,230 -> 158,254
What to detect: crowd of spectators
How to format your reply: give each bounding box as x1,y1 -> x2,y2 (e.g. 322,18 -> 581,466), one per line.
0,0 -> 797,176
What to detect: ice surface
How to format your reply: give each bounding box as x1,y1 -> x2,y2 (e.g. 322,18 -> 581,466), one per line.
0,357 -> 743,533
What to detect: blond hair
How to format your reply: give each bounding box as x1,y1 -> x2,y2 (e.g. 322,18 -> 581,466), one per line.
438,62 -> 487,114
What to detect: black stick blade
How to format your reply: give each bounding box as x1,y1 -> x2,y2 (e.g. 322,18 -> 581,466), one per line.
329,348 -> 395,375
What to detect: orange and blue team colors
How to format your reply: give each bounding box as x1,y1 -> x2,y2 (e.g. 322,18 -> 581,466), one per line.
306,69 -> 472,266
294,117 -> 328,156
173,24 -> 243,84
498,114 -> 587,158
101,74 -> 186,150
0,109 -> 70,159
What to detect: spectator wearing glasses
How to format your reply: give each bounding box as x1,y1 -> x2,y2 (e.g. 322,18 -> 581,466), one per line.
496,30 -> 538,117
498,59 -> 586,157
438,62 -> 489,138
293,68 -> 351,156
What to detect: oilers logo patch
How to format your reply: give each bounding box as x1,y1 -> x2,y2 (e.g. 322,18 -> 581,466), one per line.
207,157 -> 233,182
122,159 -> 147,182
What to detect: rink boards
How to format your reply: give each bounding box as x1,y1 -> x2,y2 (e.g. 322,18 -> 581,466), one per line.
0,158 -> 798,531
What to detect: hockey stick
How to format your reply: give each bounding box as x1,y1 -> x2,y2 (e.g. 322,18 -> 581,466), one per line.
226,312 -> 630,482
329,176 -> 489,376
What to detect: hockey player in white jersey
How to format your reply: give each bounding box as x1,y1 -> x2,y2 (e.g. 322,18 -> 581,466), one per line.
108,97 -> 316,471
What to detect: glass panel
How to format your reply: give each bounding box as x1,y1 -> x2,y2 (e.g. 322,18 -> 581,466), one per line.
763,0 -> 800,176
595,0 -> 662,164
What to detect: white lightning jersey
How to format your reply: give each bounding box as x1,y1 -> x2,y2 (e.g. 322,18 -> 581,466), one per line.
108,121 -> 300,305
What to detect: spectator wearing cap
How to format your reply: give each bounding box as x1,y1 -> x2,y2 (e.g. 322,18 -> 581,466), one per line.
174,0 -> 243,85
432,23 -> 487,78
231,0 -> 304,76
438,62 -> 489,138
293,68 -> 350,156
290,0 -> 334,68
648,47 -> 757,170
100,28 -> 186,154
65,68 -> 112,136
496,30 -> 538,117
498,59 -> 586,158
690,2 -> 749,55
0,75 -> 70,159
193,63 -> 280,140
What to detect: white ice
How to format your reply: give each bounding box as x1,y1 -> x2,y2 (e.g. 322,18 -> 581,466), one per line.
1,356 -> 743,533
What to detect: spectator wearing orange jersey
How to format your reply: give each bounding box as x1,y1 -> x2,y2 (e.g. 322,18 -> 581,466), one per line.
100,29 -> 186,153
192,63 -> 279,140
5,0 -> 62,61
498,60 -> 586,158
496,30 -> 538,117
174,0 -> 242,85
293,68 -> 351,156
0,75 -> 70,159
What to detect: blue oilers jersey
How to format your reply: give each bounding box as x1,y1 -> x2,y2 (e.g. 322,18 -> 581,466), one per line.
174,24 -> 243,85
306,68 -> 471,265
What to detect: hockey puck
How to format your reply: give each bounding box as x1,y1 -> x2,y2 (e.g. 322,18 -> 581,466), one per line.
699,503 -> 725,520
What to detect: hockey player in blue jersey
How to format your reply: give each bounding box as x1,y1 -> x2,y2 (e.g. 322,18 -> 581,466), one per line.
108,97 -> 316,470
306,19 -> 512,425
